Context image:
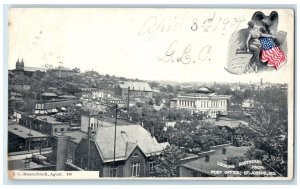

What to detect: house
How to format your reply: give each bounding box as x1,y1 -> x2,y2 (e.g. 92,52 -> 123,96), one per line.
242,99 -> 261,113
180,144 -> 264,177
115,81 -> 152,100
50,66 -> 74,78
170,87 -> 231,118
206,117 -> 249,146
74,124 -> 169,177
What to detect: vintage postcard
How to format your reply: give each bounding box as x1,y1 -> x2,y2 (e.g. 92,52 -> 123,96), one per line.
7,8 -> 294,180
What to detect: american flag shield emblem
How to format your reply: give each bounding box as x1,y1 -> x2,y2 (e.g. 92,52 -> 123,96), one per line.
260,37 -> 286,70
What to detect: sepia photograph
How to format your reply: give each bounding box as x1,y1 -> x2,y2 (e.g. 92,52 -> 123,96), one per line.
6,7 -> 294,180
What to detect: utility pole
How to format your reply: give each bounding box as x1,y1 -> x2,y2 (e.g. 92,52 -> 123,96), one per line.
87,113 -> 92,170
113,104 -> 118,166
27,115 -> 36,152
28,119 -> 32,152
127,87 -> 136,109
127,87 -> 130,110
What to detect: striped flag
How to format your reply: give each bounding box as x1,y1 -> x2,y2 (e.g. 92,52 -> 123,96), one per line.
260,37 -> 286,70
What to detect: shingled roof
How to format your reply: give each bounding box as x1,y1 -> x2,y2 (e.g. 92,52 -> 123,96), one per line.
93,124 -> 168,163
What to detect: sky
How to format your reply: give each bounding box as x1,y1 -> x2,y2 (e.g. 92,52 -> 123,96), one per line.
8,8 -> 294,84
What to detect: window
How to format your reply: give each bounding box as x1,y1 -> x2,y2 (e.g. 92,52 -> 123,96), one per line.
131,162 -> 140,177
109,166 -> 118,177
133,153 -> 139,158
54,128 -> 57,132
61,128 -> 65,132
149,162 -> 154,173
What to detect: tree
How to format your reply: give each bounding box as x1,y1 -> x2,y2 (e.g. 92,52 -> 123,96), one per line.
237,106 -> 288,176
163,120 -> 230,154
55,104 -> 81,123
152,145 -> 187,177
72,67 -> 81,73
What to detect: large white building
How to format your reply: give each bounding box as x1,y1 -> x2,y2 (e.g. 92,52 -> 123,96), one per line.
170,87 -> 231,118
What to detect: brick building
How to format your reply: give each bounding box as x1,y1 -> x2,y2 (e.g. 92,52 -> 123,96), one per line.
20,114 -> 71,135
115,81 -> 152,100
50,66 -> 74,78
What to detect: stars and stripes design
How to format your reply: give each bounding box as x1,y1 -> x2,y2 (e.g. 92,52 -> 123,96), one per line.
260,37 -> 286,70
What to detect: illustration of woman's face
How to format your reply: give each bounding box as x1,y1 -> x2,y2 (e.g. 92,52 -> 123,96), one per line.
252,24 -> 262,31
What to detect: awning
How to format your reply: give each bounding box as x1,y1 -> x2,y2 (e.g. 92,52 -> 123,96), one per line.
34,110 -> 47,115
47,109 -> 58,113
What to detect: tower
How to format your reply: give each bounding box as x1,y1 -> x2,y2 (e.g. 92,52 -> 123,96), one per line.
20,58 -> 24,70
15,59 -> 20,70
16,58 -> 24,70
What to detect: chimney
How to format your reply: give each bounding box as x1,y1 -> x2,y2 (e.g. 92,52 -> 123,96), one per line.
216,112 -> 220,121
222,148 -> 227,155
205,155 -> 210,162
51,133 -> 70,170
151,126 -> 154,137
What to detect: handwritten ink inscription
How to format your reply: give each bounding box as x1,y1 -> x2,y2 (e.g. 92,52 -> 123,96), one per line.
137,12 -> 247,66
157,40 -> 212,64
138,15 -> 186,41
138,13 -> 246,41
227,54 -> 252,74
190,13 -> 246,34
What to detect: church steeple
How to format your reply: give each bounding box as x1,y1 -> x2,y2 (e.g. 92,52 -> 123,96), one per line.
16,58 -> 20,69
16,58 -> 24,70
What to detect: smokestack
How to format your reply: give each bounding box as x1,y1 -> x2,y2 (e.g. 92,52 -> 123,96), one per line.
51,133 -> 70,170
222,148 -> 227,155
205,155 -> 210,162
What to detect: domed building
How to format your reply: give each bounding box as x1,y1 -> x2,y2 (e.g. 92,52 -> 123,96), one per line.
170,87 -> 231,118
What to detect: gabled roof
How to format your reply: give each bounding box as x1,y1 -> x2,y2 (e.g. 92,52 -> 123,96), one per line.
93,124 -> 166,163
118,82 -> 152,92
